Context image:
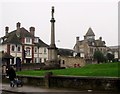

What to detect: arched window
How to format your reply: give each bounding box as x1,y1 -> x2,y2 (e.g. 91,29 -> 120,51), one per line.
18,46 -> 21,52
26,47 -> 31,56
11,45 -> 15,51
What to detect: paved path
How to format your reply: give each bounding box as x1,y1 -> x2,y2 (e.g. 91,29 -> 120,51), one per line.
1,83 -> 85,94
0,83 -> 118,94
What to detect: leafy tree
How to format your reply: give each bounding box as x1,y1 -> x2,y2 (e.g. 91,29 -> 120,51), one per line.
93,51 -> 105,64
106,53 -> 114,62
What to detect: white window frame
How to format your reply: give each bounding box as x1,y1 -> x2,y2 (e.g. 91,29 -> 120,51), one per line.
25,37 -> 32,44
34,47 -> 38,53
17,46 -> 21,52
34,37 -> 39,43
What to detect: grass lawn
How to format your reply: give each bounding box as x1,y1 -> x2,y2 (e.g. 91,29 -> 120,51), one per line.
17,62 -> 120,77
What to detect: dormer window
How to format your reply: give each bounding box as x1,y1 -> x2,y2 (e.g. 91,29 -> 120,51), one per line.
34,37 -> 39,43
25,37 -> 32,44
26,37 -> 30,43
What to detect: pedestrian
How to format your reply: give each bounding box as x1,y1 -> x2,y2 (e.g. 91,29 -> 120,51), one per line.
7,66 -> 16,87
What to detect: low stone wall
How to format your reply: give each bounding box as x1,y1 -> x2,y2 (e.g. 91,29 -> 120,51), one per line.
50,76 -> 120,91
2,74 -> 120,92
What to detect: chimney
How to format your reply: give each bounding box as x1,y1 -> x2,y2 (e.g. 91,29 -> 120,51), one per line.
5,26 -> 9,36
16,22 -> 21,37
76,36 -> 79,43
16,22 -> 21,28
99,37 -> 102,41
30,27 -> 35,36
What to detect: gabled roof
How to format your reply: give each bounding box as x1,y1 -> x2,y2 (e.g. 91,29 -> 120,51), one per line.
2,27 -> 32,45
34,39 -> 49,47
8,27 -> 32,38
1,26 -> 49,47
85,27 -> 95,36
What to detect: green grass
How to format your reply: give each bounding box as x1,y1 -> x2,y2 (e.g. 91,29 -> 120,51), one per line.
17,62 -> 120,77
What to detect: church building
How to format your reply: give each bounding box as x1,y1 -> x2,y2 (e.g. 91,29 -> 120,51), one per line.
74,27 -> 108,62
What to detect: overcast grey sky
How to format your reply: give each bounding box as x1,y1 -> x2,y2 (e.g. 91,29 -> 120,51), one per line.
0,0 -> 118,49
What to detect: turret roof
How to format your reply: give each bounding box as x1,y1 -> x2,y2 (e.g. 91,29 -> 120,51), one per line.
85,27 -> 95,36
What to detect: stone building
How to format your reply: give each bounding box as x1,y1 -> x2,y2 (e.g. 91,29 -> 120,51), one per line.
58,48 -> 85,68
107,46 -> 120,61
73,27 -> 108,63
0,22 -> 49,65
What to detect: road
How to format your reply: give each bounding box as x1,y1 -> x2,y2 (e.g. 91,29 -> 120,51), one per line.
0,83 -> 119,94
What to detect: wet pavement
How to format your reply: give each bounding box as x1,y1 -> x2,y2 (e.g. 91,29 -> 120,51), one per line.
0,83 -> 119,94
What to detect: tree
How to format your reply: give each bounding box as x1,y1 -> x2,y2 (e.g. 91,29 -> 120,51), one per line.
93,51 -> 105,64
106,53 -> 114,62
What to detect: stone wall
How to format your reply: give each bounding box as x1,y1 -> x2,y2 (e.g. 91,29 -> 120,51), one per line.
60,56 -> 85,68
2,74 -> 120,92
50,76 -> 119,92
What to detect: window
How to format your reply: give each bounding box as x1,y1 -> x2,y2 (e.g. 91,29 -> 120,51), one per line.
92,42 -> 94,46
18,46 -> 21,52
34,58 -> 37,63
44,48 -> 46,54
90,48 -> 93,53
26,38 -> 30,43
44,58 -> 47,62
25,37 -> 32,44
11,45 -> 15,51
80,48 -> 83,52
26,47 -> 31,56
40,58 -> 42,63
62,60 -> 65,64
34,38 -> 39,43
34,47 -> 37,53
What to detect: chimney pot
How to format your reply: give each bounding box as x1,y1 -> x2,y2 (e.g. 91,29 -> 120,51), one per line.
76,37 -> 79,41
16,22 -> 21,27
5,26 -> 9,35
99,37 -> 102,40
30,27 -> 35,31
5,26 -> 9,32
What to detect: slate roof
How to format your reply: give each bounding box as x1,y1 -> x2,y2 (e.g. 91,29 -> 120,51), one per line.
2,33 -> 21,45
58,48 -> 75,56
75,39 -> 106,47
2,27 -> 32,44
1,27 -> 49,47
94,40 -> 106,47
34,39 -> 49,47
8,27 -> 32,38
85,27 -> 95,36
